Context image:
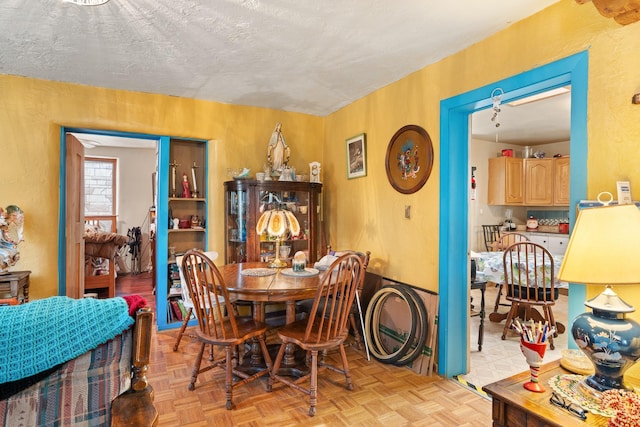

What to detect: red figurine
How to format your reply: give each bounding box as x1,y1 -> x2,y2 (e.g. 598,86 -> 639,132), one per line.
181,173 -> 191,198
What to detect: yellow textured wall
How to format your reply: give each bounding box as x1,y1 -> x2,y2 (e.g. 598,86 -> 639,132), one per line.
324,1 -> 640,294
2,0 -> 640,310
0,76 -> 323,299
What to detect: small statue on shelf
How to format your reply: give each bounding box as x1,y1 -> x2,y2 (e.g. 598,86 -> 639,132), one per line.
267,123 -> 290,177
181,173 -> 191,198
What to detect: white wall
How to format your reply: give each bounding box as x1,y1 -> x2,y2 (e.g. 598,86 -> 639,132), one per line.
86,145 -> 156,273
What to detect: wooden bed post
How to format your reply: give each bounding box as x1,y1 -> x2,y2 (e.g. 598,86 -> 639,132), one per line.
111,307 -> 158,426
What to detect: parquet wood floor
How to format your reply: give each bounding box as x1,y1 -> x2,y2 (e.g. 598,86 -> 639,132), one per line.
117,272 -> 493,426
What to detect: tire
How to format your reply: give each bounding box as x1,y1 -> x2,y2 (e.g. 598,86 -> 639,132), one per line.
365,286 -> 417,364
391,285 -> 428,366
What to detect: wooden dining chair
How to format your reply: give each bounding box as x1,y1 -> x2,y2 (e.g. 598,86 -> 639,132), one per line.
470,259 -> 486,351
482,225 -> 501,251
268,253 -> 365,416
494,232 -> 530,250
500,242 -> 558,350
325,246 -> 371,349
173,250 -> 220,352
181,249 -> 273,410
297,246 -> 371,349
493,233 -> 530,312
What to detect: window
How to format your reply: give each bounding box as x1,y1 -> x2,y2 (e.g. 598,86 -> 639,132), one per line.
84,157 -> 117,232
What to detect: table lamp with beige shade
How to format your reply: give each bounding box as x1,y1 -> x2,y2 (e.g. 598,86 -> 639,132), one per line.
256,208 -> 300,268
558,202 -> 640,394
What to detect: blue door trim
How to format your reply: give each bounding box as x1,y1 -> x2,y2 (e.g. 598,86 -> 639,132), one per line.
437,51 -> 589,377
58,128 -> 161,296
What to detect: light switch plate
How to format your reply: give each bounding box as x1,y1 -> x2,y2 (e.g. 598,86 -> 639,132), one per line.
617,181 -> 632,205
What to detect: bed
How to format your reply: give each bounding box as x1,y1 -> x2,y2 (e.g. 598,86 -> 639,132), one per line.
0,295 -> 157,426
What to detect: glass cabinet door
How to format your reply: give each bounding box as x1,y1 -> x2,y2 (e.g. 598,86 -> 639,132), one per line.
257,189 -> 311,264
225,184 -> 248,263
224,180 -> 322,264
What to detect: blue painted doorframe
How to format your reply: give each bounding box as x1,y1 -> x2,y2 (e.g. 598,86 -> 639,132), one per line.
58,127 -> 161,296
437,51 -> 589,377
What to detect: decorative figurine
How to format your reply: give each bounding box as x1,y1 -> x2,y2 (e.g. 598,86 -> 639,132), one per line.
181,173 -> 191,198
0,205 -> 25,272
267,123 -> 290,177
263,163 -> 273,180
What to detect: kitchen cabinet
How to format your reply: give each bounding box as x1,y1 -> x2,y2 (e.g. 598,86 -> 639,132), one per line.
224,179 -> 322,264
487,157 -> 524,205
489,156 -> 570,207
553,157 -> 570,206
527,233 -> 569,256
524,158 -> 554,205
156,137 -> 208,330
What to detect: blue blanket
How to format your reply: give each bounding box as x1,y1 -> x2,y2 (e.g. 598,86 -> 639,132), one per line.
0,296 -> 134,384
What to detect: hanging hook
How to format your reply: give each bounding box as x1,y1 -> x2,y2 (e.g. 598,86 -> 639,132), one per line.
490,88 -> 504,128
491,87 -> 504,101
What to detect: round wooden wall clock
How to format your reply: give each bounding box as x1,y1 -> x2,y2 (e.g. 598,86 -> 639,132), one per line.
385,124 -> 434,194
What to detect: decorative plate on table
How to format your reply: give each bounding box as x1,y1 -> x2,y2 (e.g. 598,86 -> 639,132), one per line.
240,268 -> 277,277
281,268 -> 320,277
549,374 -> 614,416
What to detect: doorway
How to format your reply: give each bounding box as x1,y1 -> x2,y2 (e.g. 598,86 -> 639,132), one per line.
58,128 -> 159,298
464,88 -> 572,387
437,51 -> 589,378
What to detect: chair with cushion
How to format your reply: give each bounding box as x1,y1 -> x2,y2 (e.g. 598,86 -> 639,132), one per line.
268,253 -> 365,416
181,249 -> 273,410
500,242 -> 558,350
482,225 -> 501,251
172,250 -> 221,352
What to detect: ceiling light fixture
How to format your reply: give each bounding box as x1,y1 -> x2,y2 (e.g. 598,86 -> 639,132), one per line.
507,86 -> 571,107
64,0 -> 110,5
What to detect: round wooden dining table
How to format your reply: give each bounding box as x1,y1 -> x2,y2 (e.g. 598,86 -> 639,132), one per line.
217,262 -> 326,374
218,262 -> 324,322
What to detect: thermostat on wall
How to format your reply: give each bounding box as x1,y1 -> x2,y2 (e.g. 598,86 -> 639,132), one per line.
617,181 -> 632,205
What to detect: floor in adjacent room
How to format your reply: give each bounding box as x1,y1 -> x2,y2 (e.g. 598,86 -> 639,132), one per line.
460,284 -> 569,394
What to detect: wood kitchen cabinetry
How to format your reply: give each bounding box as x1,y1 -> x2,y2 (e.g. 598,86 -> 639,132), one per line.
488,157 -> 524,205
224,179 -> 322,264
524,158 -> 554,205
488,156 -> 570,207
527,233 -> 569,256
553,157 -> 570,205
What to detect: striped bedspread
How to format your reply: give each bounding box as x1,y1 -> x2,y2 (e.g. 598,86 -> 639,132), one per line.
0,328 -> 132,426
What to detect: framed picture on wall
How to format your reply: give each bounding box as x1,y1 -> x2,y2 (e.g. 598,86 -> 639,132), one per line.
385,124 -> 433,194
346,133 -> 367,179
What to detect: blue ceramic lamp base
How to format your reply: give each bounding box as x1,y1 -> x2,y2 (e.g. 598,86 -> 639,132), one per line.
571,286 -> 640,393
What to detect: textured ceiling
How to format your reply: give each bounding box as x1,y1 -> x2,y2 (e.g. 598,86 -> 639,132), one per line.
1,0 -> 560,117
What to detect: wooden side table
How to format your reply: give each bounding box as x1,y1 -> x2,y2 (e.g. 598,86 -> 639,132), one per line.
483,361 -> 610,426
0,270 -> 31,304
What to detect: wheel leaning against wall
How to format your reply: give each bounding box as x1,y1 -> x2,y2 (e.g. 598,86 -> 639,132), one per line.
391,285 -> 428,366
364,284 -> 428,365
